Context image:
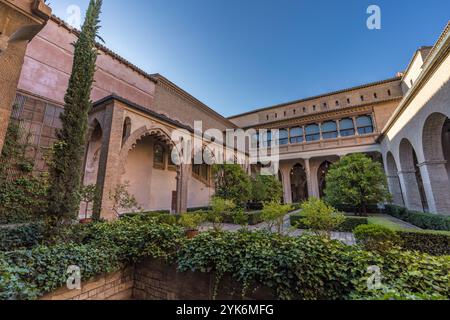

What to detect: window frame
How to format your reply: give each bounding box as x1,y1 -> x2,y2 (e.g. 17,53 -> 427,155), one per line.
356,115 -> 374,135
289,127 -> 304,144
339,118 -> 356,137
305,124 -> 321,142
321,121 -> 338,140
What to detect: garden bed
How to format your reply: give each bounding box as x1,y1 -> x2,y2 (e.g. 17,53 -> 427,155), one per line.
2,215 -> 449,300
290,214 -> 369,232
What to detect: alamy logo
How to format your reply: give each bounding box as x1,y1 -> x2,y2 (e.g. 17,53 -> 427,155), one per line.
367,265 -> 382,290
366,5 -> 381,30
66,265 -> 81,290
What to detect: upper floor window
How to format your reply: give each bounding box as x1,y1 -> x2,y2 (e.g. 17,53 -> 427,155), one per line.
290,127 -> 304,144
305,124 -> 320,142
322,121 -> 338,140
153,143 -> 165,169
312,105 -> 316,111
360,95 -> 365,102
303,107 -> 306,113
262,131 -> 272,147
387,89 -> 392,96
279,129 -> 289,145
347,98 -> 351,104
339,118 -> 355,137
356,116 -> 374,135
373,93 -> 378,99
335,100 -> 339,107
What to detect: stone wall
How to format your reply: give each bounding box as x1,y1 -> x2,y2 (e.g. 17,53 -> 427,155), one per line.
39,260 -> 275,300
40,267 -> 134,301
133,259 -> 274,300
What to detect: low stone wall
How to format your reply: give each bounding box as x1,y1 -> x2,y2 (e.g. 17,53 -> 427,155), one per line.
40,259 -> 275,300
133,259 -> 274,300
40,267 -> 134,300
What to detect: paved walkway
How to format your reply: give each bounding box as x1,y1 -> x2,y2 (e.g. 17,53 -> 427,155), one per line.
200,210 -> 357,246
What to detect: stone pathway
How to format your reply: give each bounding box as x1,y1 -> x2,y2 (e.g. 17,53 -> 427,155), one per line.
200,210 -> 357,246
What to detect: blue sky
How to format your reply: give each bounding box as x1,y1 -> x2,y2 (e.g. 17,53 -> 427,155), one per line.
50,0 -> 450,117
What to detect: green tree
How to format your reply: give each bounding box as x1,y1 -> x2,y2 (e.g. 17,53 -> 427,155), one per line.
251,174 -> 283,203
48,0 -> 103,219
261,201 -> 292,234
213,164 -> 251,206
324,153 -> 391,216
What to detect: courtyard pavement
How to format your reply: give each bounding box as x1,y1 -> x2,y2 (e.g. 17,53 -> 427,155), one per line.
199,210 -> 422,246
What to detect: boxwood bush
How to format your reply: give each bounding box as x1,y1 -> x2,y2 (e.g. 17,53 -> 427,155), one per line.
386,205 -> 450,231
290,214 -> 368,232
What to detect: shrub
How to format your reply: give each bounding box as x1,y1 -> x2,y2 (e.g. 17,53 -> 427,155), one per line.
208,197 -> 236,231
179,213 -> 205,231
213,164 -> 252,206
178,230 -> 450,300
2,217 -> 449,300
324,154 -> 391,215
251,174 -> 283,203
260,202 -> 292,233
354,224 -> 400,252
299,198 -> 345,238
0,223 -> 46,251
386,205 -> 450,231
396,230 -> 450,256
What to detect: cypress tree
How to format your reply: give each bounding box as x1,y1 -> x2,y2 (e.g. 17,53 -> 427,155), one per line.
48,0 -> 103,218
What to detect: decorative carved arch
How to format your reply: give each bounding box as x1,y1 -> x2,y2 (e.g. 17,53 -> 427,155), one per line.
119,125 -> 178,175
422,112 -> 448,162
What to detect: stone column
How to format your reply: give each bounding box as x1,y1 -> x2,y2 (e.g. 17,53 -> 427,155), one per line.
397,170 -> 424,212
418,161 -> 450,215
176,164 -> 191,213
280,166 -> 292,204
386,175 -> 404,207
95,103 -> 125,221
304,158 -> 314,199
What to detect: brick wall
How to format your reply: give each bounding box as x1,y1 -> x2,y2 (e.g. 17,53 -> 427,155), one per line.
133,259 -> 274,300
40,267 -> 134,301
39,260 -> 275,300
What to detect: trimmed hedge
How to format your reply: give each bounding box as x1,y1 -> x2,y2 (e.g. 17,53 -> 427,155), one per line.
0,223 -> 45,251
386,205 -> 450,231
397,230 -> 450,256
290,214 -> 368,232
1,216 -> 449,300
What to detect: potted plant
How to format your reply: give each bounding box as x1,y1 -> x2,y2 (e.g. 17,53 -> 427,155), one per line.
179,213 -> 205,239
79,184 -> 98,224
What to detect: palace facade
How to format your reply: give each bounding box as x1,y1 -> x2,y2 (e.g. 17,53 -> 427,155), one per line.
1,1 -> 449,219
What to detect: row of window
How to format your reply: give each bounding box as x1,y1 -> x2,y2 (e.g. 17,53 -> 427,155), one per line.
265,89 -> 393,121
255,115 -> 374,147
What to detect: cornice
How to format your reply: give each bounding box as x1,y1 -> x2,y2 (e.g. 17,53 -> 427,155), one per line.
380,21 -> 450,139
246,98 -> 401,130
228,77 -> 402,119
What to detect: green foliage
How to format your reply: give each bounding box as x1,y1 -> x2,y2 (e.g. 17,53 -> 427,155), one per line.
251,174 -> 283,203
291,214 -> 368,232
0,121 -> 49,224
2,216 -> 449,300
213,164 -> 252,206
109,181 -> 141,218
299,198 -> 346,237
397,230 -> 450,256
177,230 -> 450,300
386,205 -> 450,231
179,212 -> 205,231
79,184 -> 99,219
260,201 -> 292,234
0,223 -> 45,251
324,154 -> 391,215
0,216 -> 184,299
48,0 -> 103,219
354,224 -> 400,252
208,197 -> 236,231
